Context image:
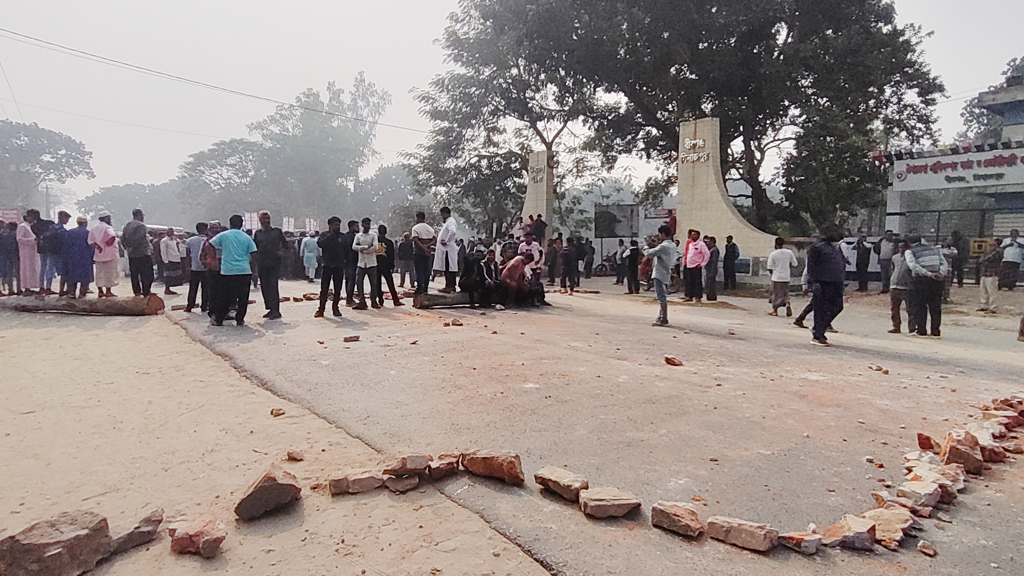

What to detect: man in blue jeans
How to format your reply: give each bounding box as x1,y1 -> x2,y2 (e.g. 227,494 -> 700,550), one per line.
351,217 -> 380,310
643,224 -> 676,327
209,214 -> 257,326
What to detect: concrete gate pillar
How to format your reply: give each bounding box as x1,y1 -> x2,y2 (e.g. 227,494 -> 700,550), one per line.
522,150 -> 555,222
677,118 -> 775,261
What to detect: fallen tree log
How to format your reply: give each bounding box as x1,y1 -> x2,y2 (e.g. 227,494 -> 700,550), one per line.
0,294 -> 165,316
412,291 -> 471,309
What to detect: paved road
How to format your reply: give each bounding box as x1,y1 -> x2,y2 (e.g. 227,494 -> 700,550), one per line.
169,279 -> 1024,575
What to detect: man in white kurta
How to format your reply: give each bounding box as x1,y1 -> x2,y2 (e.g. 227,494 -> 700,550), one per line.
88,211 -> 120,297
16,210 -> 41,292
300,232 -> 320,282
433,206 -> 459,293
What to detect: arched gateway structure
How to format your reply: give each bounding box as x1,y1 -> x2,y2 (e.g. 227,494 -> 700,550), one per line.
676,118 -> 775,262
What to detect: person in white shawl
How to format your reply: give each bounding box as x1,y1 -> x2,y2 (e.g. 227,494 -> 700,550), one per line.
300,231 -> 320,282
433,206 -> 459,293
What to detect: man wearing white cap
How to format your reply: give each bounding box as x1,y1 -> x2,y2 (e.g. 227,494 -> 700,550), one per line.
88,211 -> 119,298
63,216 -> 94,298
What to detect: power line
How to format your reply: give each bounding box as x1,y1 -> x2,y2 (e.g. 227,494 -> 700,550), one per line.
0,96 -> 406,155
0,56 -> 24,121
0,26 -> 428,135
935,94 -> 975,106
0,97 -> 230,138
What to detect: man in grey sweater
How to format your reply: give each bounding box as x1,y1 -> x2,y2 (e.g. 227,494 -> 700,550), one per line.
643,224 -> 676,327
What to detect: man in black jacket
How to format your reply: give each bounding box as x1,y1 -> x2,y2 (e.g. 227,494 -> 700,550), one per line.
253,210 -> 287,319
315,217 -> 347,318
723,236 -> 739,290
806,224 -> 847,347
479,249 -> 501,307
625,240 -> 641,294
459,247 -> 485,308
341,220 -> 359,306
854,235 -> 872,292
396,232 -> 415,288
374,224 -> 404,307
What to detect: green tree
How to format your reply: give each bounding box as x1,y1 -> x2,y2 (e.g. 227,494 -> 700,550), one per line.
446,0 -> 943,231
406,1 -> 602,235
178,75 -> 390,222
959,56 -> 1024,142
178,138 -> 265,218
779,108 -> 889,234
0,120 -> 95,209
352,163 -> 415,222
77,178 -> 199,228
387,198 -> 437,239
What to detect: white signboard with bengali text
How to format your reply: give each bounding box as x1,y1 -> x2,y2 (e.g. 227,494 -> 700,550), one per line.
892,150 -> 1023,191
243,212 -> 258,230
282,216 -> 295,233
0,208 -> 19,223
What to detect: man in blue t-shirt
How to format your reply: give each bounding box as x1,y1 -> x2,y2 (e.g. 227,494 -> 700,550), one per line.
209,214 -> 257,326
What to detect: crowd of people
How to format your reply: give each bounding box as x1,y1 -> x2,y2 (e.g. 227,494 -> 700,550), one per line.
3,205 -> 1023,342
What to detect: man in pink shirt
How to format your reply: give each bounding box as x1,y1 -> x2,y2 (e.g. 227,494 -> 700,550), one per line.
682,229 -> 710,303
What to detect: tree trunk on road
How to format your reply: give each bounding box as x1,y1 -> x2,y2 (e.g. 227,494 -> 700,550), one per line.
0,294 -> 165,316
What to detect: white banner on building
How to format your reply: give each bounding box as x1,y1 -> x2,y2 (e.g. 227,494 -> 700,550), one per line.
892,150 -> 1023,191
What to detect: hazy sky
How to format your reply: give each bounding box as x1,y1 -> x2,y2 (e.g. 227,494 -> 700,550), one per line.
1,0 -> 1021,209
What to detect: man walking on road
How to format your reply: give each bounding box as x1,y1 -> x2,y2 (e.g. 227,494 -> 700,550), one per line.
806,224 -> 846,347
905,233 -> 948,338
342,220 -> 360,306
434,207 -> 459,293
644,225 -> 676,327
300,231 -> 319,282
122,209 -> 154,297
352,217 -> 380,310
253,211 -> 286,320
874,230 -> 896,294
315,217 -> 346,318
411,211 -> 435,294
209,215 -> 257,326
766,237 -> 797,317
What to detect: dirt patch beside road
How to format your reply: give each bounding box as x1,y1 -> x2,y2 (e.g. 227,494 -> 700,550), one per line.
0,311 -> 547,576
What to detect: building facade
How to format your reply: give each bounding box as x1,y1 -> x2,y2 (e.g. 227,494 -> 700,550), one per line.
882,76 -> 1024,243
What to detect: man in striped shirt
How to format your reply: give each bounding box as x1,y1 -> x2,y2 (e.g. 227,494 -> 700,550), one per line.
904,234 -> 948,338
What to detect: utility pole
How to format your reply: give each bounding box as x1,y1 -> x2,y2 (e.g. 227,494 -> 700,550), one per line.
44,182 -> 50,219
